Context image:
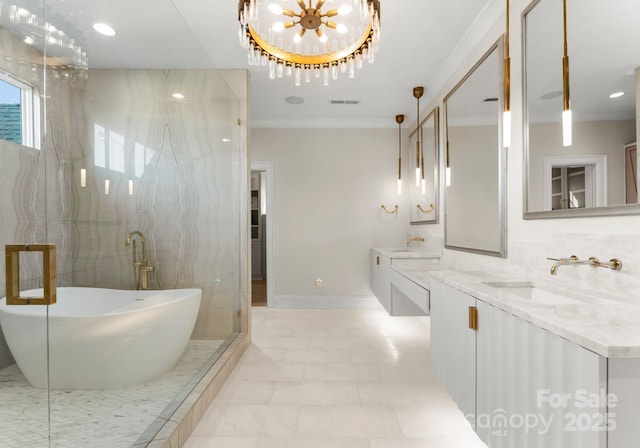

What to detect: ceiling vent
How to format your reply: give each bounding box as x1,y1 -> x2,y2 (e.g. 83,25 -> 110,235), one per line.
330,100 -> 360,105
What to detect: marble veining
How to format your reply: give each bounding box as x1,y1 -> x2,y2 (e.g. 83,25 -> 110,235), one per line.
425,269 -> 640,358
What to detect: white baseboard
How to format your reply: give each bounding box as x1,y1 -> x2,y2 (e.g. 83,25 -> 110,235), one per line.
272,295 -> 381,309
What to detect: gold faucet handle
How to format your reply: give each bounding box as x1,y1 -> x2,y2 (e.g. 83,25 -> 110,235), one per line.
609,259 -> 622,270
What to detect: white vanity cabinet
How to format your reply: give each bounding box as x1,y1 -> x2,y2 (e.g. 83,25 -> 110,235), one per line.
429,278 -> 476,421
430,278 -> 615,448
475,300 -> 606,448
371,252 -> 392,313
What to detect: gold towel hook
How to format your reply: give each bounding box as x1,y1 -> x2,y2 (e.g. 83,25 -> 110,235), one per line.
381,204 -> 399,214
417,203 -> 435,214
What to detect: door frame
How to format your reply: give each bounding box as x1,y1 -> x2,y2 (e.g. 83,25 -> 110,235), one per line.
542,155 -> 607,211
251,161 -> 275,307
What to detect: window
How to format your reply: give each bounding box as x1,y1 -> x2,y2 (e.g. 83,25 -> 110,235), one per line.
0,70 -> 40,149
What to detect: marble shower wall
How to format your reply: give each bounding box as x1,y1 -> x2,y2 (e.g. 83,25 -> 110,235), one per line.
0,29 -> 247,367
70,69 -> 245,339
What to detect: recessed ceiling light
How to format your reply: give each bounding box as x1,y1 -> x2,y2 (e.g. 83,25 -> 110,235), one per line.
609,91 -> 624,99
93,23 -> 116,37
285,96 -> 304,105
172,92 -> 185,99
222,138 -> 231,143
23,36 -> 34,45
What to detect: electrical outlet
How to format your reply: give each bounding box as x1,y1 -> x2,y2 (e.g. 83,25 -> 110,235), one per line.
315,278 -> 323,288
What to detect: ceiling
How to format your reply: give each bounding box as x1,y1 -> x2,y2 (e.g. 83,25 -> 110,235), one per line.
171,0 -> 495,128
2,0 -> 495,129
2,1 -> 636,128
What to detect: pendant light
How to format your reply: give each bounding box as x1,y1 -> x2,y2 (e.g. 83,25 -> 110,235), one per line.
396,114 -> 404,195
562,0 -> 572,146
413,87 -> 424,188
503,0 -> 511,148
446,140 -> 451,187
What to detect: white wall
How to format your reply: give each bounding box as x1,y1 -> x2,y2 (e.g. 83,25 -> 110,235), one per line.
251,128 -> 409,304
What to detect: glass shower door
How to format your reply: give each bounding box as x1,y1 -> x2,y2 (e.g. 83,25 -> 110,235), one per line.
0,0 -> 54,446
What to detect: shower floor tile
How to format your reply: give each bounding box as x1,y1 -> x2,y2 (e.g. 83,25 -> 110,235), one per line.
0,339 -> 223,448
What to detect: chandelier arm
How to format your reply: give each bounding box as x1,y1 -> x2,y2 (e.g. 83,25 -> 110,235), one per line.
323,9 -> 338,18
282,9 -> 299,18
296,0 -> 307,10
316,0 -> 326,10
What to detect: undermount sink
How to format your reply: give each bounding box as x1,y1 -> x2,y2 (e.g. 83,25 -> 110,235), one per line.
482,281 -> 583,305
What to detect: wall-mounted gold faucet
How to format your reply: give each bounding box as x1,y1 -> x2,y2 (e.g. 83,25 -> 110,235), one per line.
547,255 -> 622,275
125,230 -> 154,290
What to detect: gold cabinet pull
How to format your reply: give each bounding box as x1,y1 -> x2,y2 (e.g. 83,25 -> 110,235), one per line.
376,256 -> 380,265
5,244 -> 56,305
468,306 -> 478,331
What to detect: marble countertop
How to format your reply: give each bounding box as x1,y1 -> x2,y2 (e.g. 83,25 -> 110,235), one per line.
372,248 -> 441,259
423,269 -> 640,359
390,264 -> 444,290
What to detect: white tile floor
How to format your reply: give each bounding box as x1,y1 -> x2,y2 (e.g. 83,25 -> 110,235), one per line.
185,306 -> 487,448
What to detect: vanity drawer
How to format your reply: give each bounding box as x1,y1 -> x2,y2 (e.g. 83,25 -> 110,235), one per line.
389,269 -> 429,314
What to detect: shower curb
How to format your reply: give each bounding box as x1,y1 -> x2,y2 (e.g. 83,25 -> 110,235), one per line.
145,332 -> 250,448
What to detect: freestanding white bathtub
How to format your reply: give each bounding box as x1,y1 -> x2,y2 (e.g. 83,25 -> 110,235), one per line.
0,287 -> 201,389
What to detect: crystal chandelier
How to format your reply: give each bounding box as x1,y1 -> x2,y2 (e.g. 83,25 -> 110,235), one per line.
238,0 -> 381,86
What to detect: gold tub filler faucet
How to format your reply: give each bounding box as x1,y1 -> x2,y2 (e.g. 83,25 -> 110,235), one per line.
125,230 -> 154,290
547,255 -> 622,275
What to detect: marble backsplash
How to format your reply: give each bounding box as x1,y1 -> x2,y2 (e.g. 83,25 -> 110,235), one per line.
436,231 -> 640,303
509,233 -> 640,302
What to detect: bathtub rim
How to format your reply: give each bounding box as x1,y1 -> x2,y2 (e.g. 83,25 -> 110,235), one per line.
0,287 -> 202,318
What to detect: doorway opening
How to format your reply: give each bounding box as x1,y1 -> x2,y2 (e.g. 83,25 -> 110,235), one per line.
542,155 -> 607,211
250,162 -> 275,307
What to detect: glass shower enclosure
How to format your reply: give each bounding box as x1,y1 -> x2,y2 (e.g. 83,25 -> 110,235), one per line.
0,1 -> 248,446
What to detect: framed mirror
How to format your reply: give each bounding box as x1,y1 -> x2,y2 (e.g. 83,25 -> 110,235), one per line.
409,106 -> 439,224
444,40 -> 507,257
523,0 -> 639,218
